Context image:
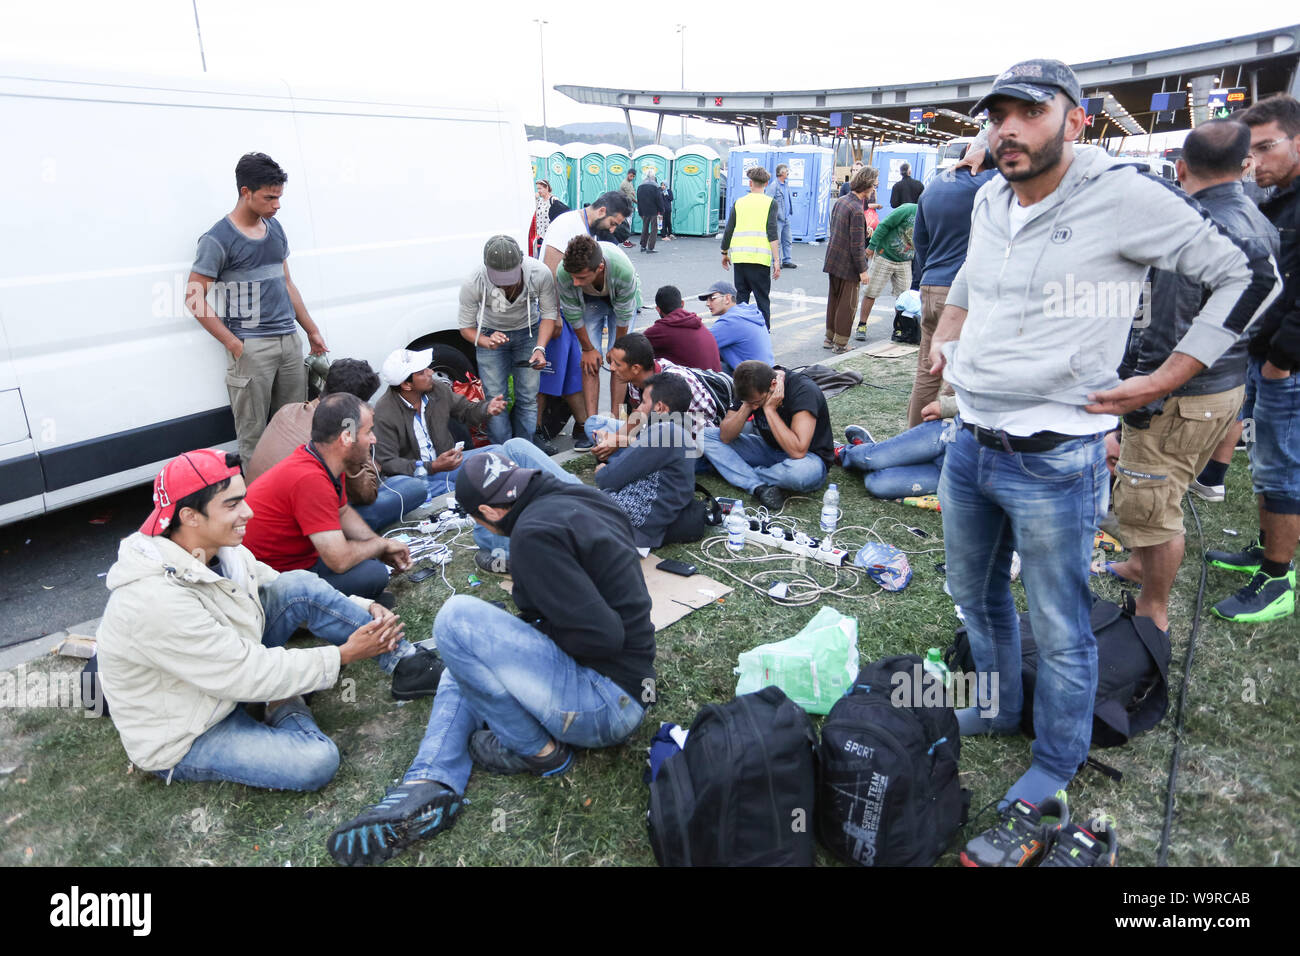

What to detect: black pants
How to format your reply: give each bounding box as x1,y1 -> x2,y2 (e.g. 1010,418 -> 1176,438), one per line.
640,214 -> 658,251
733,262 -> 772,328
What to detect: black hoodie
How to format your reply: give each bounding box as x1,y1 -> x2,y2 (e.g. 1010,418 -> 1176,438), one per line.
496,473 -> 655,699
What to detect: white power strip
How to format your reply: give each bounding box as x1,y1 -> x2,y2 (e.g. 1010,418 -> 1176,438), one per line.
742,527 -> 849,566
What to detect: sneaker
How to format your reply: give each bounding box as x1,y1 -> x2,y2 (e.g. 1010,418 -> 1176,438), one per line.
1205,536 -> 1264,574
621,240 -> 634,248
468,730 -> 574,777
960,791 -> 1069,867
390,647 -> 445,701
1211,569 -> 1295,623
572,429 -> 595,450
854,324 -> 867,341
327,781 -> 462,866
782,261 -> 798,268
374,590 -> 397,610
1039,815 -> 1119,867
1188,479 -> 1226,502
474,549 -> 510,575
752,483 -> 786,512
531,431 -> 558,456
844,425 -> 874,445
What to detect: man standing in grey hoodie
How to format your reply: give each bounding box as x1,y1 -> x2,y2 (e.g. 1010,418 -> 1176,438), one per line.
929,60 -> 1279,857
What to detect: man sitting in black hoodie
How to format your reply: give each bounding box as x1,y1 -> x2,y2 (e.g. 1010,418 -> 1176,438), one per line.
327,451 -> 655,866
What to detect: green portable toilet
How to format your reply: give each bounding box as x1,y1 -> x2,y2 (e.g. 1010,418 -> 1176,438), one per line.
577,145 -> 608,208
529,140 -> 571,206
630,144 -> 675,233
604,145 -> 632,198
671,144 -> 721,236
560,142 -> 588,209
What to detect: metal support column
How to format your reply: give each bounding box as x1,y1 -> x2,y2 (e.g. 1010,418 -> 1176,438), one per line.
623,108 -> 636,152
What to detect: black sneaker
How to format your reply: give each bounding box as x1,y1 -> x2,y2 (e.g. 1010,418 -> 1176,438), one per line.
782,261 -> 798,268
374,591 -> 397,610
1206,536 -> 1264,575
391,647 -> 445,701
531,431 -> 558,456
1040,815 -> 1118,867
474,549 -> 510,575
572,430 -> 595,450
1211,568 -> 1295,623
469,730 -> 574,777
752,484 -> 786,512
960,791 -> 1069,867
327,781 -> 462,866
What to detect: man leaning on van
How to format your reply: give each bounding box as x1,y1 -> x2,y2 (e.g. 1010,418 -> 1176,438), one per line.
186,152 -> 329,462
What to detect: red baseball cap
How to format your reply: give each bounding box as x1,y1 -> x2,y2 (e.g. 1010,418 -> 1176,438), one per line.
140,449 -> 242,536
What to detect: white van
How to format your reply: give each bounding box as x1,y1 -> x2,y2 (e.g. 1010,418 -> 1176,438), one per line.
0,62 -> 532,525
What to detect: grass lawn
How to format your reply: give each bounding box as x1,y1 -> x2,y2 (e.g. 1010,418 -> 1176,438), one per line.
1,353 -> 1295,867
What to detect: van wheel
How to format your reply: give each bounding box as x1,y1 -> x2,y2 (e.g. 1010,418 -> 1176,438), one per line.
410,339 -> 475,383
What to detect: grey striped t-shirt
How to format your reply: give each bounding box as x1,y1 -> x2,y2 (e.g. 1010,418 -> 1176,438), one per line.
192,216 -> 296,338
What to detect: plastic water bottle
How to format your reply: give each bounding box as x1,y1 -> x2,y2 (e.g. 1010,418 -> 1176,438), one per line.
820,483 -> 840,533
923,647 -> 952,690
726,504 -> 748,553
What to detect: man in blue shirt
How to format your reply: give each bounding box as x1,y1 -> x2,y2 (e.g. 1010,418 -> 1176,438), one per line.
766,164 -> 796,267
699,281 -> 774,372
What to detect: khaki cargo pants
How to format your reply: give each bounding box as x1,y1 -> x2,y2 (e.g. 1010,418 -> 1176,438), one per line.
226,333 -> 306,463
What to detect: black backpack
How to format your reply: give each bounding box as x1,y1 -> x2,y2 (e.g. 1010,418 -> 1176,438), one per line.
816,654 -> 967,866
648,686 -> 818,866
660,483 -> 724,545
944,592 -> 1170,749
891,309 -> 921,345
684,367 -> 735,425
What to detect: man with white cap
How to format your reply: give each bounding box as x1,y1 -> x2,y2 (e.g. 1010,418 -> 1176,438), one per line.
327,449 -> 654,866
457,235 -> 561,448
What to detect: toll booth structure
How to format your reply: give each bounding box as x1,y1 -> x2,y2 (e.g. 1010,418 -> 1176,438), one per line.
871,144 -> 940,219
725,145 -> 776,221
630,144 -> 675,233
671,144 -> 721,236
773,145 -> 833,242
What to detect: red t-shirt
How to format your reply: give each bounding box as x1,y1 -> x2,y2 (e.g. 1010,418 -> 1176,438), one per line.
242,445 -> 347,572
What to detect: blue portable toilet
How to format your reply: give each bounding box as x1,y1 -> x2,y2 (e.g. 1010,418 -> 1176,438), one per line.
671,144 -> 721,236
528,140 -> 559,188
630,145 -> 675,233
559,143 -> 589,209
530,141 -> 573,210
725,145 -> 776,220
604,145 -> 632,197
577,146 -> 608,208
773,145 -> 834,242
871,144 -> 940,219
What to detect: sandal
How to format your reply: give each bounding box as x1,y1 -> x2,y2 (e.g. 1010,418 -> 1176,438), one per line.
832,343 -> 852,354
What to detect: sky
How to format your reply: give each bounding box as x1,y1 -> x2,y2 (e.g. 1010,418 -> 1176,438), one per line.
0,1 -> 1292,143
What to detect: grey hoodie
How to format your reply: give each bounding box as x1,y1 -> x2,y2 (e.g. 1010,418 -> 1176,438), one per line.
943,146 -> 1280,414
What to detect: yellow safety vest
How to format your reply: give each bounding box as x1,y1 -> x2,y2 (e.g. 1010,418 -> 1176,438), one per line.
730,192 -> 774,266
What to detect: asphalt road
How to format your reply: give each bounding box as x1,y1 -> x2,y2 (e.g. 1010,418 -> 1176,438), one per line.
0,235 -> 899,649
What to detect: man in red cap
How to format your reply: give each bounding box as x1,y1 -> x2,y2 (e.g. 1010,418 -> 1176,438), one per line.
95,448 -> 441,791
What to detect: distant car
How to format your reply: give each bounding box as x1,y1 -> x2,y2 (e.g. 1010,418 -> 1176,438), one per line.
924,136 -> 976,185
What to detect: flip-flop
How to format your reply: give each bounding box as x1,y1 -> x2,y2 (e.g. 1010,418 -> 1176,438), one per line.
1091,561 -> 1142,589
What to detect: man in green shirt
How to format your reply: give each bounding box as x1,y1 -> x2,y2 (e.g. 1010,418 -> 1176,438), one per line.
856,202 -> 917,341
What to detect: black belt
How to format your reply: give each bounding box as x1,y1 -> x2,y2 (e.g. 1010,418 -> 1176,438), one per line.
961,420 -> 1098,453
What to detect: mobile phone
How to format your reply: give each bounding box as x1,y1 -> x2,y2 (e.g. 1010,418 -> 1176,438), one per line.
453,441 -> 465,452
408,567 -> 438,582
656,559 -> 697,577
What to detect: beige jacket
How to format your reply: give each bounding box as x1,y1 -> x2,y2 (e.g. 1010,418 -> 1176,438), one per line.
96,533 -> 350,771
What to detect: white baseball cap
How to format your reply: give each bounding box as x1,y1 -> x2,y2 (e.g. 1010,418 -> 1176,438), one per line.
380,347 -> 433,386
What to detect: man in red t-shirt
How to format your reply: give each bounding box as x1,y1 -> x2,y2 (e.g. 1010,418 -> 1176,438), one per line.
244,393 -> 411,603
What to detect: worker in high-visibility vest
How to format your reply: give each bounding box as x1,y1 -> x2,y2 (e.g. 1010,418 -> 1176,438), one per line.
720,166 -> 781,328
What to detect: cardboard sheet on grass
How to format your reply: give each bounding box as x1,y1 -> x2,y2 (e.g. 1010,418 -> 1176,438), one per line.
863,342 -> 918,358
734,606 -> 858,714
499,554 -> 732,631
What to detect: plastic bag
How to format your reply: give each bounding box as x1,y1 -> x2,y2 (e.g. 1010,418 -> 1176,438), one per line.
734,607 -> 859,715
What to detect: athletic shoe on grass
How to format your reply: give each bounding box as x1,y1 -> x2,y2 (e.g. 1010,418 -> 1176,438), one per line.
961,791 -> 1068,867
469,730 -> 573,776
1211,569 -> 1295,623
1205,537 -> 1264,574
1039,815 -> 1118,867
327,781 -> 462,866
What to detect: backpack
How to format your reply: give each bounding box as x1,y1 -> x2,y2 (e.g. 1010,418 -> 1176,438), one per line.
816,654 -> 967,867
660,483 -> 723,545
891,309 -> 921,345
647,686 -> 818,866
944,592 -> 1170,749
684,367 -> 734,425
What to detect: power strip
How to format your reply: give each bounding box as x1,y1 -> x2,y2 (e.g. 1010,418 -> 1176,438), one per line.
418,513 -> 474,534
742,526 -> 848,567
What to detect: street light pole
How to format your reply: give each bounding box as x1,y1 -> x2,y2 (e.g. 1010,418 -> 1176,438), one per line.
535,19 -> 549,142
676,23 -> 686,147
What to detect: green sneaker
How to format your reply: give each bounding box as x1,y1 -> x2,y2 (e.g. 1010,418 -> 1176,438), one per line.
1205,536 -> 1264,575
1039,815 -> 1119,867
1211,569 -> 1296,623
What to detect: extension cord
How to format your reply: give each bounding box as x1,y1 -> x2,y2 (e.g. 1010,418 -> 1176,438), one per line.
418,514 -> 474,534
743,526 -> 848,566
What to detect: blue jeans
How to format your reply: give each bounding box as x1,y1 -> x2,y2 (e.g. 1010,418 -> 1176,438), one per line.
476,326 -> 543,445
938,425 -> 1109,781
472,437 -> 583,556
350,475 -> 429,531
403,595 -> 646,795
778,220 -> 793,264
842,419 -> 948,498
582,296 -> 629,357
420,443 -> 504,499
310,557 -> 390,602
699,423 -> 828,494
1243,357 -> 1300,514
163,569 -> 405,790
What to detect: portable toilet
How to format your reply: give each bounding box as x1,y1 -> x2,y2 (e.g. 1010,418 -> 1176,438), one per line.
577,145 -> 608,208
604,145 -> 632,198
530,141 -> 573,209
773,145 -> 834,242
528,140 -> 560,188
559,142 -> 589,209
725,145 -> 776,220
630,144 -> 675,233
870,144 -> 940,219
671,144 -> 721,236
